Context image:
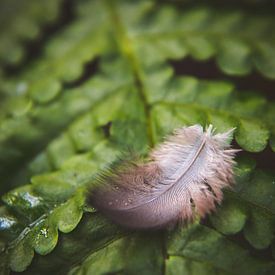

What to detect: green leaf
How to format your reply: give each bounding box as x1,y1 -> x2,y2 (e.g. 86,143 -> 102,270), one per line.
0,0 -> 63,66
22,213 -> 125,274
71,233 -> 163,275
167,223 -> 275,275
165,256 -> 230,275
235,119 -> 269,152
9,238 -> 34,272
210,199 -> 247,235
132,4 -> 275,78
0,0 -> 275,274
244,209 -> 275,250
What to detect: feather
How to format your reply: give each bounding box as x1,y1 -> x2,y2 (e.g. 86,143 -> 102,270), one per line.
89,124 -> 239,229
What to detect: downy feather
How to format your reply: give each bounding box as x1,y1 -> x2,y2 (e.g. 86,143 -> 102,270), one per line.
89,124 -> 238,229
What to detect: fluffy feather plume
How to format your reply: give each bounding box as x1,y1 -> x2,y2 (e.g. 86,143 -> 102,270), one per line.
89,125 -> 239,229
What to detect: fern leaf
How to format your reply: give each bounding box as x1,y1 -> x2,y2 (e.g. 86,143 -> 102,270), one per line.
0,0 -> 275,274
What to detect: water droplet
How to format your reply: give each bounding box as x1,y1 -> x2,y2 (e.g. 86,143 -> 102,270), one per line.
40,228 -> 48,238
22,192 -> 41,207
0,218 -> 16,229
124,202 -> 128,206
115,186 -> 119,190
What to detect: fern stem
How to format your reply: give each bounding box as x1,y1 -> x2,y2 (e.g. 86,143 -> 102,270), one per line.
104,0 -> 155,147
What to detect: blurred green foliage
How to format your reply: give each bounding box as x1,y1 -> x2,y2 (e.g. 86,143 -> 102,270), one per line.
0,0 -> 275,274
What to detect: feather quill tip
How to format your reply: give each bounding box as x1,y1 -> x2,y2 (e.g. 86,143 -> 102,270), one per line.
88,124 -> 239,229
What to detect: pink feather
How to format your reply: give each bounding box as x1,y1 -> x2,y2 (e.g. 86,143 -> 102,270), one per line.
89,124 -> 239,229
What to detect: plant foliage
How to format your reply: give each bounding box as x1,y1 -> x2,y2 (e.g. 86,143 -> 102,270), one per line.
0,0 -> 275,274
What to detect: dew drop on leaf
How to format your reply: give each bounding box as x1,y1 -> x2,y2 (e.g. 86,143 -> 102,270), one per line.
40,228 -> 48,238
